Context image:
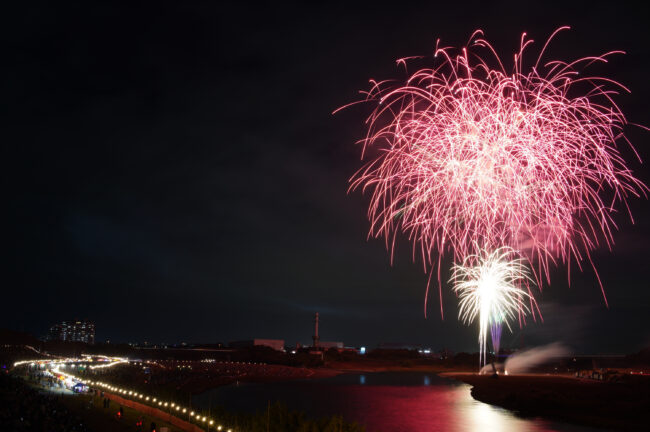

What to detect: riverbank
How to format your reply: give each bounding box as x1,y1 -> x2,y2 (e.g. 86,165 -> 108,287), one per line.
444,372 -> 649,430
4,372 -> 184,432
192,361 -> 456,394
323,359 -> 462,374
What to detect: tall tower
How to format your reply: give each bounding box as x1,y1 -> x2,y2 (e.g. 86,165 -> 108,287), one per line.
312,312 -> 320,349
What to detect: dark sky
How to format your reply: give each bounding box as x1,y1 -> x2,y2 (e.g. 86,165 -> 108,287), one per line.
4,1 -> 650,354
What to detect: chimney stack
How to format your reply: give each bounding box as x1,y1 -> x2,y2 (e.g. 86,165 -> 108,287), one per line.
312,312 -> 320,349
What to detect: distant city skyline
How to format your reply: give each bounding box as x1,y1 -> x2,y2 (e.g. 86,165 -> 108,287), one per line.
47,319 -> 95,345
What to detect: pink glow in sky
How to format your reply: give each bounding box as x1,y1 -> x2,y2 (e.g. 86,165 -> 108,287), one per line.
344,27 -> 646,315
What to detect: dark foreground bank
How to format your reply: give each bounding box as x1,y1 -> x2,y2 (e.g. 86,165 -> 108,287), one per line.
446,373 -> 650,431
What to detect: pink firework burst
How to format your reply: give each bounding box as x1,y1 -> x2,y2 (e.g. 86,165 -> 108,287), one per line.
342,27 -> 646,315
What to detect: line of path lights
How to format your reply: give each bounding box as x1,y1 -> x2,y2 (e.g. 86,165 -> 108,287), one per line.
14,355 -> 128,369
48,359 -> 233,432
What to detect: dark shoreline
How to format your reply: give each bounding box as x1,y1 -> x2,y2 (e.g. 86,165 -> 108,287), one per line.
443,372 -> 649,431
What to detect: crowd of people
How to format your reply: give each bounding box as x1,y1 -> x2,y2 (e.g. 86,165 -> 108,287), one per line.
25,368 -> 68,390
0,373 -> 89,432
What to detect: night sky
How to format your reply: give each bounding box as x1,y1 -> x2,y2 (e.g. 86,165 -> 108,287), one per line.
4,1 -> 650,354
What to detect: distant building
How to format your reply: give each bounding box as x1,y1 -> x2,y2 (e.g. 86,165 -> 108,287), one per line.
229,339 -> 285,351
378,342 -> 422,351
319,341 -> 344,350
48,320 -> 95,344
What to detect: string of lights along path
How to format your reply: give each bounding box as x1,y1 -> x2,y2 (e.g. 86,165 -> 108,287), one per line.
341,27 -> 646,366
16,357 -> 235,432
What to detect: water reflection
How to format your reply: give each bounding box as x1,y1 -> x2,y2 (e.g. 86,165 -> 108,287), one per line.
194,372 -> 598,432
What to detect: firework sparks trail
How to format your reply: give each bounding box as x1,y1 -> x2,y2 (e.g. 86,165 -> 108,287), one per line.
490,323 -> 503,357
451,247 -> 536,366
341,27 -> 646,316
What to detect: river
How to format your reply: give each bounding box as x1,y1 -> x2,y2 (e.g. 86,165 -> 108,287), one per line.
192,372 -> 601,432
